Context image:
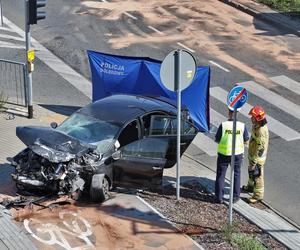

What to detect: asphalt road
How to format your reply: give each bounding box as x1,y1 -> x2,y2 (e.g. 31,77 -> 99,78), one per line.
1,0 -> 300,226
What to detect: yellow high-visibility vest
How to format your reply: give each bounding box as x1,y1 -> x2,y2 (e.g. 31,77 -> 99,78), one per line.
217,121 -> 245,156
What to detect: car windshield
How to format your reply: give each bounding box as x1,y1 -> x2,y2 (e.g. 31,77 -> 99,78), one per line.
57,113 -> 121,146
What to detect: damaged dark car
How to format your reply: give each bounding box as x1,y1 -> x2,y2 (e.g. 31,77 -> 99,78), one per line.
11,94 -> 198,202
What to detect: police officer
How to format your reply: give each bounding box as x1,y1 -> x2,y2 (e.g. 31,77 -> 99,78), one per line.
242,106 -> 269,204
215,109 -> 249,204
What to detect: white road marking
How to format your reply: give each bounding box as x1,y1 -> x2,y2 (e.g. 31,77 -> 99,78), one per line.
0,41 -> 24,49
210,109 -> 227,126
24,211 -> 94,250
0,33 -> 24,42
237,81 -> 300,120
211,87 -> 300,141
148,25 -> 164,35
3,16 -> 92,99
124,11 -> 138,20
192,109 -> 227,157
176,42 -> 195,53
209,60 -> 230,72
192,132 -> 217,157
270,75 -> 300,96
0,26 -> 12,32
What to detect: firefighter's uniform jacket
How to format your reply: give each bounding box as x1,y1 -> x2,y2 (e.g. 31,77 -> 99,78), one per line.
247,124 -> 269,200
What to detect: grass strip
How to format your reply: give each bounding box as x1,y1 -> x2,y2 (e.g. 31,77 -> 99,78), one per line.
256,0 -> 300,13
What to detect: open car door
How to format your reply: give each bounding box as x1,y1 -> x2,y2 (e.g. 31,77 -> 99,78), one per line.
113,137 -> 168,188
149,115 -> 198,168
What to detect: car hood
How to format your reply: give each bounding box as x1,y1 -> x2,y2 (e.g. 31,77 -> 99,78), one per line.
16,126 -> 96,163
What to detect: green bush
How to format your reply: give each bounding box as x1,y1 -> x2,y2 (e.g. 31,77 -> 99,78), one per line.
256,0 -> 300,13
232,233 -> 267,250
221,223 -> 267,250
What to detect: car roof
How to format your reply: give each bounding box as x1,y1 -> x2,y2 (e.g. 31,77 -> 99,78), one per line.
78,94 -> 177,125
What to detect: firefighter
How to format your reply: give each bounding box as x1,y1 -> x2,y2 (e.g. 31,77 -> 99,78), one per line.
242,106 -> 269,204
215,109 -> 249,204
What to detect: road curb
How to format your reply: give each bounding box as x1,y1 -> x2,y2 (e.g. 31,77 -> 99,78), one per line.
219,0 -> 300,37
136,195 -> 205,250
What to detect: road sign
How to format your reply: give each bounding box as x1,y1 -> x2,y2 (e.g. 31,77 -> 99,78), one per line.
226,86 -> 248,226
227,86 -> 248,111
160,49 -> 196,201
160,50 -> 196,91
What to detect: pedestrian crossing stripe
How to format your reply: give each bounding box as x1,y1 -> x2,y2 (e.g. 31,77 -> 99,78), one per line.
0,41 -> 24,49
0,33 -> 24,42
193,133 -> 217,157
270,75 -> 300,96
0,26 -> 12,32
210,87 -> 300,142
237,81 -> 300,120
0,21 -> 25,49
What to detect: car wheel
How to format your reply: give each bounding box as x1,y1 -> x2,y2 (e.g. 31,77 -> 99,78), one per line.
90,174 -> 110,202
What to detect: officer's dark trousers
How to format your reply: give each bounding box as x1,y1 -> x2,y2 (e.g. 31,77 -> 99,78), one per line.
215,154 -> 243,202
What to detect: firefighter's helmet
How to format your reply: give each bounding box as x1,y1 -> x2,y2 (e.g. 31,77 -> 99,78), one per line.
249,106 -> 266,121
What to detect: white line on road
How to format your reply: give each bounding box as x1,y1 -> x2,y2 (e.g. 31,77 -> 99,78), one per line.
193,133 -> 218,156
210,109 -> 227,126
176,42 -> 195,53
124,12 -> 138,20
0,33 -> 25,42
148,26 -> 164,35
270,75 -> 300,96
192,133 -> 217,157
3,16 -> 92,99
209,60 -> 230,72
0,26 -> 12,32
0,41 -> 24,49
191,109 -> 227,157
237,81 -> 300,120
211,87 -> 300,141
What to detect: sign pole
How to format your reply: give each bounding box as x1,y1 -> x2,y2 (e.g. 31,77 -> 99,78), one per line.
160,49 -> 196,201
175,50 -> 181,201
228,107 -> 237,225
25,0 -> 33,118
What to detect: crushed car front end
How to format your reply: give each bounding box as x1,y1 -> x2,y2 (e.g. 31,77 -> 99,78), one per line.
11,126 -> 106,196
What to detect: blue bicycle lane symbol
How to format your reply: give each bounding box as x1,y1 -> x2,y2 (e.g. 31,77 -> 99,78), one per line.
228,90 -> 247,103
227,86 -> 248,110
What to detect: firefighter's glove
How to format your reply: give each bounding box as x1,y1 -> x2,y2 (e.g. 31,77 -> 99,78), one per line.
248,164 -> 256,171
249,164 -> 261,179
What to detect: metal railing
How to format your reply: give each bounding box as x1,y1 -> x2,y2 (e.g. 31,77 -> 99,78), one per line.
0,59 -> 28,107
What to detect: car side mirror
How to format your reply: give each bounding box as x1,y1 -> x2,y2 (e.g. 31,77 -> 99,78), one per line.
50,122 -> 58,129
112,151 -> 121,161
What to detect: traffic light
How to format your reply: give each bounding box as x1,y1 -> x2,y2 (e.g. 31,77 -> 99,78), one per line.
28,0 -> 46,25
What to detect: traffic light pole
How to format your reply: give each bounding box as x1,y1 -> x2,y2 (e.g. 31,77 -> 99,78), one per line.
25,0 -> 33,118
